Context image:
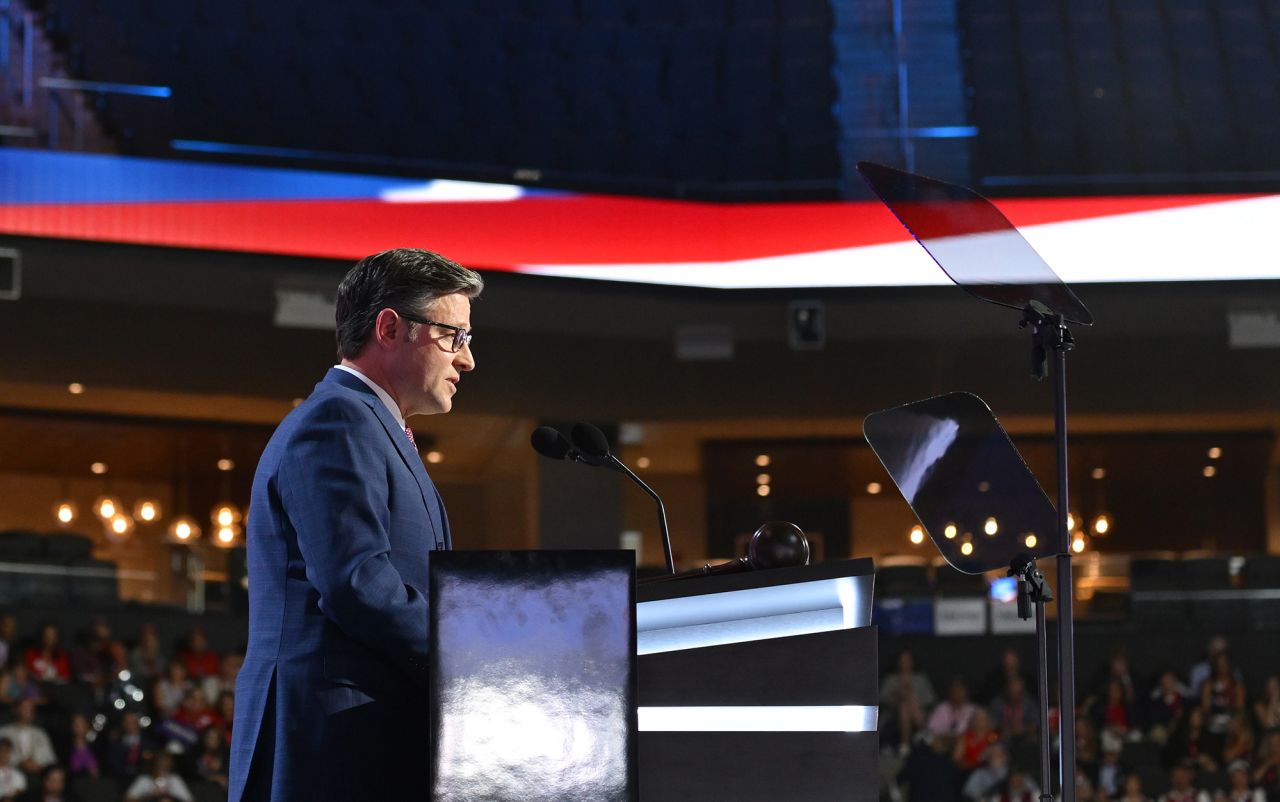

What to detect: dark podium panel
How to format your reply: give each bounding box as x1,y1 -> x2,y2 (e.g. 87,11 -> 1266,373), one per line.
637,558 -> 878,801
429,550 -> 638,802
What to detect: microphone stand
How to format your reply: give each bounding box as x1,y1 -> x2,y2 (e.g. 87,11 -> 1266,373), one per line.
607,455 -> 675,575
1022,307 -> 1078,800
1009,553 -> 1055,802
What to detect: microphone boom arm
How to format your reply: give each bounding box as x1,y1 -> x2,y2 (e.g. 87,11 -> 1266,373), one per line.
609,455 -> 675,575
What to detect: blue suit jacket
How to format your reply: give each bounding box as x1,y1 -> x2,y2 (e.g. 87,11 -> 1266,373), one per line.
229,368 -> 451,802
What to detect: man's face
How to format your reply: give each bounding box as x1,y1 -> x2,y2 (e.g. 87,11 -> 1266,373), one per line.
389,293 -> 475,417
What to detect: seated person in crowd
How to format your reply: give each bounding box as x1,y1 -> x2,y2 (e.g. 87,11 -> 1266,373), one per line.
200,653 -> 242,706
900,733 -> 960,802
991,676 -> 1038,742
929,677 -> 978,739
880,649 -> 937,752
192,726 -> 229,789
22,625 -> 69,685
0,699 -> 56,774
1149,670 -> 1190,742
996,769 -> 1041,802
129,625 -> 167,685
0,739 -> 27,801
1200,652 -> 1245,737
177,628 -> 219,682
0,615 -> 16,670
1222,760 -> 1264,802
961,742 -> 1009,802
70,616 -> 125,690
152,663 -> 191,719
1092,676 -> 1140,737
22,765 -> 76,802
953,708 -> 999,772
1164,707 -> 1220,774
0,666 -> 39,709
1160,762 -> 1211,802
65,714 -> 99,779
124,752 -> 194,802
1252,731 -> 1280,801
1118,773 -> 1152,802
105,712 -> 151,782
1253,675 -> 1280,734
159,689 -> 218,754
979,649 -> 1033,706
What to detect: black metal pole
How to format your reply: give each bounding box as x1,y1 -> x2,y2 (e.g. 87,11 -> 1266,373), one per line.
1036,598 -> 1053,802
1052,323 -> 1077,802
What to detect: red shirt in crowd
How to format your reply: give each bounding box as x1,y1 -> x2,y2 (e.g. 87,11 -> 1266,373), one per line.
24,647 -> 71,682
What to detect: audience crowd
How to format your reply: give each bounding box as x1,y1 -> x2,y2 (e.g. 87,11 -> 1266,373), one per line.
883,637 -> 1280,802
0,614 -> 237,802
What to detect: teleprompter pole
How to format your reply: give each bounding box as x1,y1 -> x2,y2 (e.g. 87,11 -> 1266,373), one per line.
1052,322 -> 1077,802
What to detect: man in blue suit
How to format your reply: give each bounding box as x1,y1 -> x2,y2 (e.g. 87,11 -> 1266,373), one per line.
229,248 -> 482,801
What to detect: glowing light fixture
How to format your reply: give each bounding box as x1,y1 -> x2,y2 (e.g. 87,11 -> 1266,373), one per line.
166,515 -> 201,544
1066,511 -> 1078,532
1091,467 -> 1106,480
943,523 -> 958,540
1092,514 -> 1111,536
105,512 -> 135,541
636,457 -> 651,469
983,517 -> 999,536
214,524 -> 240,547
68,382 -> 85,395
1024,533 -> 1038,549
866,482 -> 882,495
1207,447 -> 1222,459
754,454 -> 770,467
756,473 -> 771,485
426,451 -> 443,464
1071,535 -> 1086,553
53,501 -> 78,526
94,495 -> 122,521
960,541 -> 974,557
756,485 -> 771,497
212,503 -> 242,528
216,458 -> 235,472
134,499 -> 162,523
1203,465 -> 1217,478
909,525 -> 925,545
90,462 -> 108,475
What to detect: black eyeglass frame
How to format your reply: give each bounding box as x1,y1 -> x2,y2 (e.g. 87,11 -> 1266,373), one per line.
397,312 -> 473,353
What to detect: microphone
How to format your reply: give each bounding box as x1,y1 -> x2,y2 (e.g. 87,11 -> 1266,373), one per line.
639,521 -> 811,584
570,423 -> 676,576
530,426 -> 613,469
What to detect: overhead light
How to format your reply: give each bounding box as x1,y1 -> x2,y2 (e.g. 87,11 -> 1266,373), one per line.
909,525 -> 925,545
1092,514 -> 1111,536
1091,467 -> 1106,480
976,481 -> 990,493
134,499 -> 162,524
213,524 -> 240,548
53,501 -> 78,527
1072,535 -> 1086,553
1203,465 -> 1217,478
105,512 -> 135,541
217,458 -> 235,472
636,457 -> 651,469
756,485 -> 771,497
755,454 -> 771,467
943,523 -> 958,540
94,495 -> 123,521
166,515 -> 201,544
1207,447 -> 1222,459
1024,534 -> 1038,549
983,517 -> 999,536
212,503 -> 242,528
67,382 -> 85,395
1066,511 -> 1078,531
756,473 -> 771,485
90,462 -> 108,475
960,541 -> 974,557
426,451 -> 443,464
866,482 -> 882,495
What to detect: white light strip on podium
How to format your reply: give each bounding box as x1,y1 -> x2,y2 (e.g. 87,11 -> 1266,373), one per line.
636,574 -> 871,655
638,705 -> 878,733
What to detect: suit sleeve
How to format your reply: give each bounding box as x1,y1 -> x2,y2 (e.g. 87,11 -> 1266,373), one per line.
278,398 -> 429,682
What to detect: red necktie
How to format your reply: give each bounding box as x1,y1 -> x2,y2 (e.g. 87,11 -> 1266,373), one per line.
404,426 -> 416,447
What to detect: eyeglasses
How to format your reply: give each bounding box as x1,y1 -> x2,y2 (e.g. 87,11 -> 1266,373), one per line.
398,312 -> 472,353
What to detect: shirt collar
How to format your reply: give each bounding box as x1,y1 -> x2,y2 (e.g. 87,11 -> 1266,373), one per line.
334,365 -> 406,431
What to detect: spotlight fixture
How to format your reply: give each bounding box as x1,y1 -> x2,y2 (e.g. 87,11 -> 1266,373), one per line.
1091,467 -> 1106,480
756,473 -> 771,486
960,541 -> 974,557
636,457 -> 650,469
68,382 -> 85,395
1071,535 -> 1086,553
216,458 -> 235,472
425,451 -> 443,464
1207,447 -> 1222,460
212,503 -> 242,529
90,462 -> 108,475
1203,465 -> 1217,478
213,524 -> 240,548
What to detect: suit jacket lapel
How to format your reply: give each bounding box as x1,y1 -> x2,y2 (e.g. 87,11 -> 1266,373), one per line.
323,369 -> 446,549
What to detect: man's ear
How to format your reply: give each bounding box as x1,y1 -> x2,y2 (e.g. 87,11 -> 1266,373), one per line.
372,308 -> 402,350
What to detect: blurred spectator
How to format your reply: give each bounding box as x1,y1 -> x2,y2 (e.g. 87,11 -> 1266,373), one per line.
0,699 -> 56,773
70,617 -> 125,690
0,739 -> 27,801
104,712 -> 149,782
1096,732 -> 1127,799
177,628 -> 218,681
1251,675 -> 1280,733
1149,671 -> 1191,743
1251,731 -> 1280,799
22,626 -> 69,685
900,734 -> 960,802
0,616 -> 16,670
995,768 -> 1041,802
124,752 -> 193,802
1201,652 -> 1245,736
0,666 -> 39,708
979,649 -> 1033,705
961,742 -> 1009,802
193,726 -> 229,789
200,653 -> 242,705
22,765 -> 77,802
954,708 -> 1000,771
881,650 -> 936,752
1189,638 -> 1241,697
991,676 -> 1038,742
129,626 -> 167,685
1220,760 -> 1263,802
1077,718 -> 1101,781
929,677 -> 978,739
152,663 -> 190,718
161,689 -> 219,754
1093,677 -> 1140,737
1093,648 -> 1138,706
1219,714 -> 1254,766
65,714 -> 98,779
1119,773 -> 1152,802
1160,762 -> 1211,802
1165,707 -> 1220,774
213,692 -> 235,741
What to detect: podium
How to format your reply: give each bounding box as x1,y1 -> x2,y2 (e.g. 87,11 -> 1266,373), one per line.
428,552 -> 877,801
637,558 -> 879,802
